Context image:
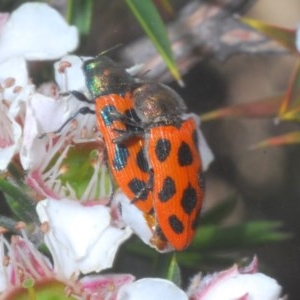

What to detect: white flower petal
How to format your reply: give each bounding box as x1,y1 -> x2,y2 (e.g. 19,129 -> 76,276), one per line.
0,57 -> 34,105
36,198 -> 131,278
0,56 -> 28,91
28,93 -> 71,133
0,269 -> 7,293
202,273 -> 282,300
0,111 -> 21,171
0,236 -> 9,293
38,198 -> 110,258
54,55 -> 90,93
0,13 -> 9,33
189,267 -> 283,300
117,278 -> 188,300
114,193 -> 153,246
0,85 -> 23,170
78,226 -> 132,274
0,3 -> 78,62
21,90 -> 97,169
239,273 -> 282,300
114,193 -> 173,253
20,93 -> 70,170
53,55 -> 98,137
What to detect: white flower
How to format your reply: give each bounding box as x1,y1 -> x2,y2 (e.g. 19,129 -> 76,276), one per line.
0,3 -> 79,171
17,55 -> 109,201
187,258 -> 284,300
0,104 -> 22,170
0,227 -> 133,299
117,278 -> 188,300
0,56 -> 34,104
0,57 -> 33,171
113,192 -> 174,253
21,91 -> 91,170
54,55 -> 90,94
0,2 -> 78,62
36,198 -> 132,279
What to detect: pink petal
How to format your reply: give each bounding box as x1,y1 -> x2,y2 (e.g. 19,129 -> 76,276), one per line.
80,274 -> 135,300
239,256 -> 258,274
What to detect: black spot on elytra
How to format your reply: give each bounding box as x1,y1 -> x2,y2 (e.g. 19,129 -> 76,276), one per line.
169,215 -> 184,234
198,169 -> 205,191
101,105 -> 117,126
112,144 -> 129,171
178,142 -> 193,166
181,183 -> 197,215
136,148 -> 149,173
155,138 -> 171,162
158,176 -> 176,202
128,178 -> 148,200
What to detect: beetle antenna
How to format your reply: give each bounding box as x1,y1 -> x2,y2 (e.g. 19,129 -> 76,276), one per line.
97,44 -> 122,57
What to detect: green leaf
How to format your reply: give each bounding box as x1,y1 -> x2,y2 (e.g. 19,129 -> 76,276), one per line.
177,251 -> 234,270
0,178 -> 38,223
166,254 -> 181,286
66,0 -> 94,35
125,0 -> 182,84
191,221 -> 291,251
7,162 -> 25,186
200,195 -> 237,225
0,216 -> 18,232
57,143 -> 112,199
125,220 -> 289,271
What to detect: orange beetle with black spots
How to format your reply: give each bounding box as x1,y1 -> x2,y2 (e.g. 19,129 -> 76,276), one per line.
129,83 -> 205,250
62,56 -> 154,214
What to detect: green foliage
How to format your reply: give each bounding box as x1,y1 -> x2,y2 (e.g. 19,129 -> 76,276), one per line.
191,221 -> 290,251
125,197 -> 290,272
66,0 -> 93,35
0,178 -> 38,224
57,144 -> 111,199
125,0 -> 182,84
166,254 -> 182,286
0,215 -> 18,232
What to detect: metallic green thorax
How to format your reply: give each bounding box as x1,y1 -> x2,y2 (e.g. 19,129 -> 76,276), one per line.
83,56 -> 137,99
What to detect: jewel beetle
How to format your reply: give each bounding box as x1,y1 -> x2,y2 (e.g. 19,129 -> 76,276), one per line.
60,56 -> 154,214
117,83 -> 205,250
